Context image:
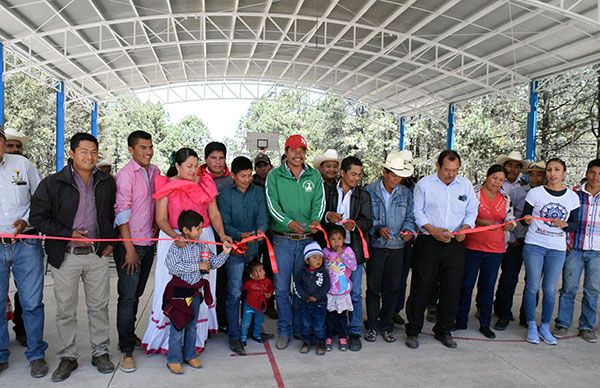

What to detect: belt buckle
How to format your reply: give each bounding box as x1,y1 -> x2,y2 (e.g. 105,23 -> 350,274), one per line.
289,233 -> 305,240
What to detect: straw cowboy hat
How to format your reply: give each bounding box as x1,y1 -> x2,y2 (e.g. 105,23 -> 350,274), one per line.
313,149 -> 341,168
382,150 -> 414,177
4,128 -> 31,145
525,161 -> 546,171
495,151 -> 530,169
96,159 -> 113,168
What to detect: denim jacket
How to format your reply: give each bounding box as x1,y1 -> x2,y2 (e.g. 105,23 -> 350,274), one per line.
364,177 -> 416,249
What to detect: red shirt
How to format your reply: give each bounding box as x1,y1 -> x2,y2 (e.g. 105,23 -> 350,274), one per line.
242,278 -> 274,313
465,191 -> 507,253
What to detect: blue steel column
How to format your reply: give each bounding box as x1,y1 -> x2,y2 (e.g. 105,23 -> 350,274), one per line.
56,82 -> 65,171
446,103 -> 456,150
91,101 -> 98,138
526,80 -> 539,161
398,117 -> 406,150
0,42 -> 4,127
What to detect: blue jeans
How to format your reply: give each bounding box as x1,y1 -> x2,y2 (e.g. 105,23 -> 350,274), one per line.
300,301 -> 327,344
272,235 -> 312,337
0,239 -> 48,363
523,243 -> 566,324
556,249 -> 600,330
349,264 -> 364,336
167,295 -> 201,363
226,254 -> 256,341
240,302 -> 264,342
114,244 -> 155,353
456,249 -> 503,328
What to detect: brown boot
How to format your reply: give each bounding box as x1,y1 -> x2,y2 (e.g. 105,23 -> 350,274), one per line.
186,357 -> 202,369
167,363 -> 183,374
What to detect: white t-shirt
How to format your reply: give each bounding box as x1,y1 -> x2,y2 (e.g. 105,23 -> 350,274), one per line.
524,186 -> 580,251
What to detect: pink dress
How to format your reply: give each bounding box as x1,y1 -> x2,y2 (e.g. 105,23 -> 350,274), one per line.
142,174 -> 219,354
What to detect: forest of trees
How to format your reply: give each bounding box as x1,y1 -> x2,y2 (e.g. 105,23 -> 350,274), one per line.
3,54 -> 599,186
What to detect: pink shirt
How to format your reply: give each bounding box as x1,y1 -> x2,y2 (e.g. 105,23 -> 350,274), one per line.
465,190 -> 508,253
114,159 -> 160,246
153,173 -> 218,230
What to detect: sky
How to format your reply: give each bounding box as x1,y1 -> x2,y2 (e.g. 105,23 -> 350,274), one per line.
162,99 -> 252,140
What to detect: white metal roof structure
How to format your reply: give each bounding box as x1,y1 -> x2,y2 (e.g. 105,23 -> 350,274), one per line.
1,0 -> 599,115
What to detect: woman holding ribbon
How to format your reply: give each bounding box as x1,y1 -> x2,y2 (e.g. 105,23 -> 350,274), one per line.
521,158 -> 579,345
454,164 -> 515,339
142,148 -> 232,354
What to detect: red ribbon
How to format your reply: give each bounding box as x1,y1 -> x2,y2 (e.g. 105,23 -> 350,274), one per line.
314,221 -> 370,260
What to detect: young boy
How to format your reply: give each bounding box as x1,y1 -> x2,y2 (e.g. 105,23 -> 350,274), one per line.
294,242 -> 330,355
240,261 -> 273,348
163,210 -> 231,374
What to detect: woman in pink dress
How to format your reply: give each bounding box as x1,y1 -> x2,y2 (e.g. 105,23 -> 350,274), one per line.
142,148 -> 232,354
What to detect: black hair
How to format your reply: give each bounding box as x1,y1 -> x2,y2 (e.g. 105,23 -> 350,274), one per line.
245,260 -> 263,279
166,147 -> 199,177
231,156 -> 253,174
486,164 -> 507,177
546,157 -> 567,172
437,149 -> 461,167
326,224 -> 346,240
340,156 -> 362,173
70,132 -> 98,151
586,158 -> 600,172
127,130 -> 152,148
177,210 -> 204,232
204,141 -> 227,159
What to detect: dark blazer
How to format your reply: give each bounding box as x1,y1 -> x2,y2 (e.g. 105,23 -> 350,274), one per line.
30,163 -> 117,268
321,183 -> 373,264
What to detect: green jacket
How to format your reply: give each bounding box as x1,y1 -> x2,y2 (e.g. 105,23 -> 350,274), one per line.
265,164 -> 325,234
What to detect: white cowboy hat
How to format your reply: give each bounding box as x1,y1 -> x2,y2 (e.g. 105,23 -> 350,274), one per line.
96,159 -> 113,168
312,149 -> 341,168
495,151 -> 530,169
4,128 -> 31,145
382,150 -> 414,177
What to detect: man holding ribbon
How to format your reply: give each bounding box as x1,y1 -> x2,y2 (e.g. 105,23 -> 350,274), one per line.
322,156 -> 373,351
363,151 -> 414,344
0,128 -> 47,378
405,150 -> 478,349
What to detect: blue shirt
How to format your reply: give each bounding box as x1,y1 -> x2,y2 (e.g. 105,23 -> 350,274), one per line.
413,173 -> 478,232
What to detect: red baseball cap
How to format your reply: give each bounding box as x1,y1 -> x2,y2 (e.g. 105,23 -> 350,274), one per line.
284,134 -> 308,150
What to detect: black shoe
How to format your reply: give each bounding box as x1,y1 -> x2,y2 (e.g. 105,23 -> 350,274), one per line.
91,354 -> 115,374
30,358 -> 49,378
392,314 -> 405,325
349,334 -> 362,351
265,307 -> 279,320
479,327 -> 496,339
16,332 -> 27,347
260,332 -> 274,340
405,335 -> 419,349
252,335 -> 265,343
364,329 -> 377,342
451,323 -> 467,331
300,342 -> 310,354
0,362 -> 8,374
315,344 -> 325,356
434,333 -> 457,349
51,358 -> 78,382
494,318 -> 509,331
230,340 -> 246,355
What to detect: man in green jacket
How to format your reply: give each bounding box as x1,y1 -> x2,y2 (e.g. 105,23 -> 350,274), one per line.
265,134 -> 325,350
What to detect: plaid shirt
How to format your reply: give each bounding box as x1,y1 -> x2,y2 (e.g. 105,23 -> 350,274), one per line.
165,242 -> 229,285
572,184 -> 600,252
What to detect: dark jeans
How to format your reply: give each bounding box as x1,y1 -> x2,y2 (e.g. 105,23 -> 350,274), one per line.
366,247 -> 405,332
326,310 -> 348,339
456,249 -> 503,328
215,239 -> 228,328
494,243 -> 527,321
406,236 -> 465,336
395,242 -> 413,314
225,254 -> 256,341
300,301 -> 327,345
114,244 -> 155,353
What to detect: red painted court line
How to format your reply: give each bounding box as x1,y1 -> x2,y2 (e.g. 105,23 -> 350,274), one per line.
263,340 -> 285,388
230,351 -> 268,357
422,332 -> 579,343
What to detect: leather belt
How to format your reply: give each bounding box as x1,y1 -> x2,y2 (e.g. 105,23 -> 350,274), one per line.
65,246 -> 95,255
273,231 -> 313,241
0,229 -> 38,244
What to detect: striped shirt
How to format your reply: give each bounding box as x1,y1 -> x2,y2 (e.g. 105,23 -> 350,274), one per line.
165,242 -> 229,285
572,183 -> 600,251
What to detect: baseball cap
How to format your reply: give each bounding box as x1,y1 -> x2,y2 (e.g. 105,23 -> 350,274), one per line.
284,134 -> 308,150
254,153 -> 272,166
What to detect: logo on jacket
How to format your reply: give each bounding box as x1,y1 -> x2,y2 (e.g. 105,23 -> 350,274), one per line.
540,202 -> 567,227
303,181 -> 314,192
316,272 -> 324,287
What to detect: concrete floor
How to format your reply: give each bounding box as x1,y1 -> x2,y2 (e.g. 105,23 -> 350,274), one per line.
2,259 -> 599,388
